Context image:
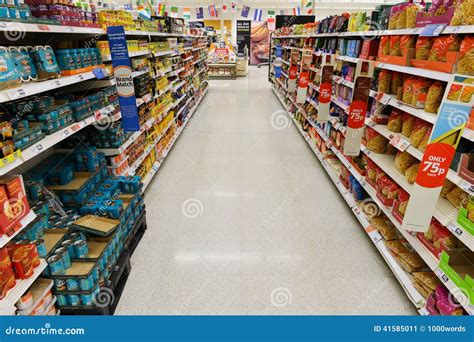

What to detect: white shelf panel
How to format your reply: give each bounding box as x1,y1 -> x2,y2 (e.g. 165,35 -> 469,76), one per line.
102,50 -> 150,62
0,21 -> 104,35
375,62 -> 452,82
0,71 -> 98,103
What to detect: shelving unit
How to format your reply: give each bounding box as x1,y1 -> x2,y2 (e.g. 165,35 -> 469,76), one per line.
271,22 -> 474,316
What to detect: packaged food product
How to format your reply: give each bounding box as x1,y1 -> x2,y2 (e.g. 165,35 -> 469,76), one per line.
397,189 -> 410,215
367,159 -> 378,182
424,82 -> 445,113
412,271 -> 441,292
378,69 -> 392,93
413,280 -> 432,299
406,4 -> 421,28
432,219 -> 459,250
0,47 -> 22,91
386,240 -> 409,254
460,85 -> 474,103
446,186 -> 470,208
30,46 -> 60,81
401,113 -> 416,137
390,36 -> 401,56
428,36 -> 462,62
418,126 -> 432,152
415,37 -> 433,61
410,119 -> 430,148
396,4 -> 409,29
379,175 -> 399,200
411,78 -> 431,108
436,285 -> 465,315
387,109 -> 402,132
441,180 -> 456,198
450,0 -> 474,26
456,37 -> 474,76
402,77 -> 416,104
366,127 -> 388,153
386,143 -> 397,155
395,151 -> 417,173
380,35 -> 390,55
400,36 -> 416,51
405,162 -> 420,184
388,5 -> 400,29
372,216 -> 399,241
390,72 -> 403,96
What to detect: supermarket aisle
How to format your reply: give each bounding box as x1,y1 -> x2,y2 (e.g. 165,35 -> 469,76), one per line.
116,67 -> 416,315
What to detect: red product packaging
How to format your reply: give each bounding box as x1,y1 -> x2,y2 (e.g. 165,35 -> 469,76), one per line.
0,177 -> 30,236
7,243 -> 39,279
377,175 -> 399,206
0,248 -> 16,299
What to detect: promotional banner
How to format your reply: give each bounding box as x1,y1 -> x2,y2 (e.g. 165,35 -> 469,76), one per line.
296,51 -> 312,103
274,45 -> 282,78
343,60 -> 374,155
250,21 -> 270,65
196,7 -> 204,19
287,51 -> 299,92
318,56 -> 335,122
107,26 -> 140,132
236,20 -> 251,55
402,76 -> 474,232
241,5 -> 250,18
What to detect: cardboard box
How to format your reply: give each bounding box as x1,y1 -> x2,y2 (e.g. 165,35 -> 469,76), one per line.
0,176 -> 30,236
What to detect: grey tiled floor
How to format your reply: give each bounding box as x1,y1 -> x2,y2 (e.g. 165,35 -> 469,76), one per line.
115,67 -> 416,315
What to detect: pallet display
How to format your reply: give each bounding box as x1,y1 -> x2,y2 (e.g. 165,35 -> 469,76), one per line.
0,2 -> 209,316
270,11 -> 474,316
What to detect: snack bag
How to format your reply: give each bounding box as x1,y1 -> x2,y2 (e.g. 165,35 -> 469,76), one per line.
446,186 -> 470,208
380,35 -> 391,56
388,5 -> 400,29
395,151 -> 417,173
406,4 -> 421,28
402,77 -> 416,104
378,69 -> 392,93
397,189 -> 410,215
429,36 -> 462,62
387,109 -> 402,132
391,72 -> 403,95
450,0 -> 474,25
418,126 -> 432,152
457,37 -> 474,76
397,3 -> 409,29
425,82 -> 445,113
405,162 -> 420,184
410,119 -> 431,148
390,36 -> 402,56
415,37 -> 433,60
411,78 -> 431,108
366,127 -> 388,153
441,180 -> 456,198
401,113 -> 416,137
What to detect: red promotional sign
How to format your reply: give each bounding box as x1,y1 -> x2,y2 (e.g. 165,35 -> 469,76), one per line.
318,83 -> 332,104
215,48 -> 229,57
298,71 -> 309,88
416,143 -> 455,188
289,66 -> 298,80
347,100 -> 367,129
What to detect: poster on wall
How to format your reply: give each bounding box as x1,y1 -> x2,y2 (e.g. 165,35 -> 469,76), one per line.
236,20 -> 251,56
250,21 -> 270,65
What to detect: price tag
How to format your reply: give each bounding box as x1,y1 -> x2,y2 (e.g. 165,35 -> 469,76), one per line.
37,24 -> 50,31
33,143 -> 44,155
53,80 -> 61,87
459,180 -> 474,195
71,124 -> 81,132
367,120 -> 376,128
420,24 -> 447,37
0,23 -> 6,29
9,87 -> 26,100
376,91 -> 391,105
68,26 -> 75,32
77,73 -> 85,81
447,222 -> 464,237
63,129 -> 71,138
435,268 -> 449,283
93,68 -> 107,80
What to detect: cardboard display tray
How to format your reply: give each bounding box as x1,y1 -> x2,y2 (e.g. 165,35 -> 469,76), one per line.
43,228 -> 69,257
72,215 -> 120,237
47,172 -> 94,192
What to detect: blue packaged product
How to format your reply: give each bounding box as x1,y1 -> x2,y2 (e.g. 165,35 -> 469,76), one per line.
30,46 -> 60,81
8,7 -> 19,19
70,49 -> 82,69
56,294 -> 68,306
61,239 -> 76,258
54,278 -> 67,291
34,239 -> 47,258
55,247 -> 71,269
0,46 -> 21,90
68,294 -> 81,306
0,6 -> 9,18
9,46 -> 38,81
66,278 -> 80,291
47,255 -> 65,275
74,240 -> 89,258
79,274 -> 94,291
91,266 -> 99,282
81,293 -> 94,306
103,200 -> 123,219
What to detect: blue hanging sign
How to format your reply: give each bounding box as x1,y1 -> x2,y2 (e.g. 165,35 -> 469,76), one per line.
107,26 -> 140,132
